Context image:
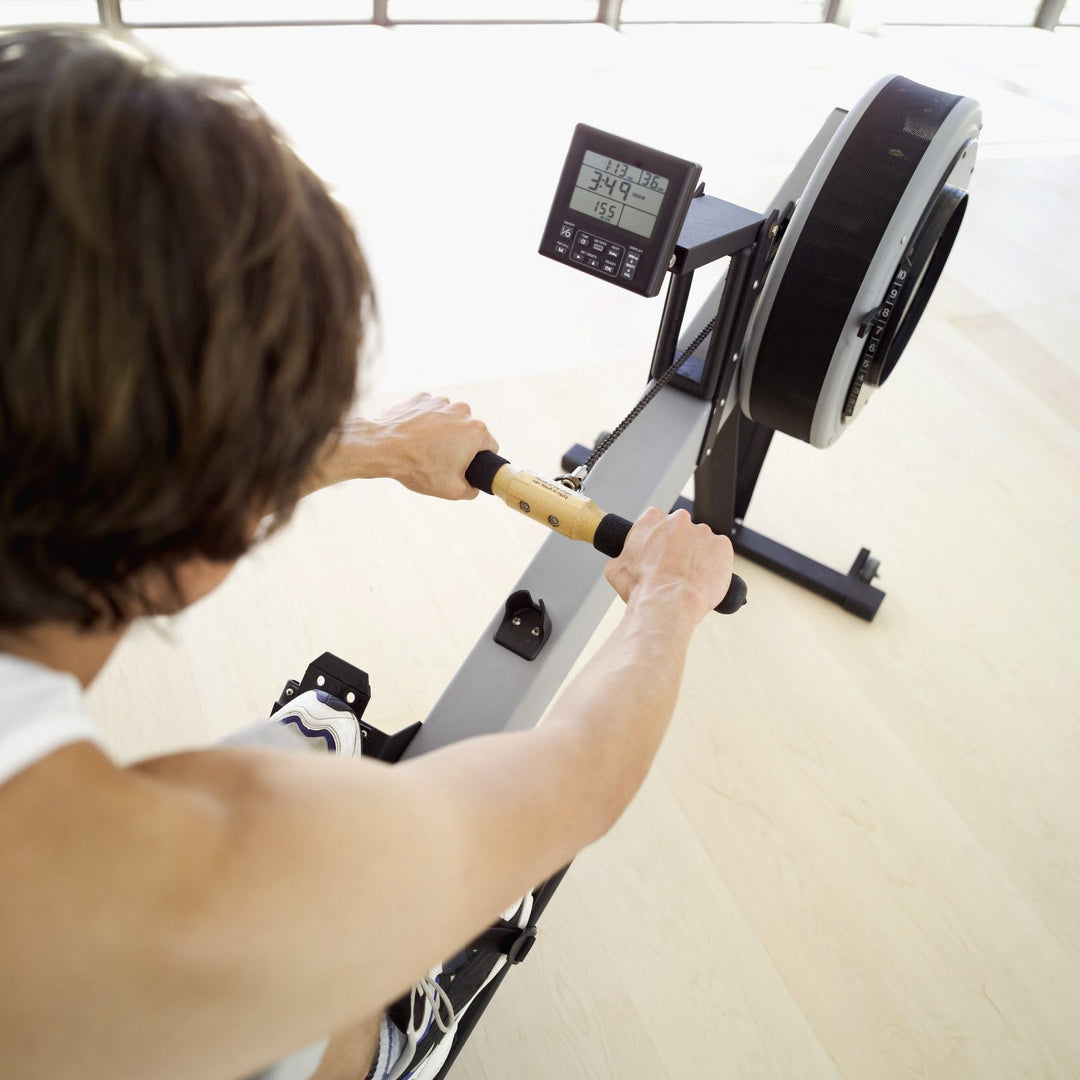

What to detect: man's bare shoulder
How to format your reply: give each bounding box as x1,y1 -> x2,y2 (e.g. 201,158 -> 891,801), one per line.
0,739 -> 115,840
0,741 -> 215,927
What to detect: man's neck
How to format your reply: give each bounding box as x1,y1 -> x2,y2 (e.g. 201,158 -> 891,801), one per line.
0,621 -> 124,688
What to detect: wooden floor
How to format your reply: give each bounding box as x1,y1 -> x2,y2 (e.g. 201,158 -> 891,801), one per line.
84,20 -> 1080,1080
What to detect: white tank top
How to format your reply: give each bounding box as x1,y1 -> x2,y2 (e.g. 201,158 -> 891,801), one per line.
0,652 -> 104,786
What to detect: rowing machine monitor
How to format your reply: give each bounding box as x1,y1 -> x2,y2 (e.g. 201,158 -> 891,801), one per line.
538,124 -> 701,298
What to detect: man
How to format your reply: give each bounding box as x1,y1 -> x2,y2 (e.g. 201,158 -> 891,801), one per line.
0,28 -> 733,1080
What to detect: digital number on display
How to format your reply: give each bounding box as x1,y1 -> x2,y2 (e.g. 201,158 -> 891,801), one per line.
568,150 -> 669,239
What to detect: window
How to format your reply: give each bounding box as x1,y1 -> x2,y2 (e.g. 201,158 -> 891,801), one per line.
620,0 -> 822,21
0,0 -> 100,25
119,0 -> 375,25
388,0 -> 597,19
875,0 -> 1037,25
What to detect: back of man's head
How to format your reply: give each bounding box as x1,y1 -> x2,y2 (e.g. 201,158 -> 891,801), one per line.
0,29 -> 372,630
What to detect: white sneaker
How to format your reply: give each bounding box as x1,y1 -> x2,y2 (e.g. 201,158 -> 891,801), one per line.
275,689 -> 364,757
383,892 -> 535,1080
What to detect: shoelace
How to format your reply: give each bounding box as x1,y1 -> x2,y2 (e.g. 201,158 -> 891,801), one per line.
410,974 -> 455,1037
404,896 -> 533,1048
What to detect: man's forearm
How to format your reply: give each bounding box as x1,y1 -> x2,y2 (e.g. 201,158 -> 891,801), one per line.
400,590 -> 699,905
531,591 -> 697,830
301,416 -> 385,494
301,394 -> 497,499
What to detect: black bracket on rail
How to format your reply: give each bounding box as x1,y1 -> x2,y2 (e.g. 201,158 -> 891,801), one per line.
494,590 -> 551,660
561,190 -> 887,621
648,194 -> 766,404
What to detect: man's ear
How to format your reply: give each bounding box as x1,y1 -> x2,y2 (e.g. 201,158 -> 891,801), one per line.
173,557 -> 237,608
135,556 -> 238,617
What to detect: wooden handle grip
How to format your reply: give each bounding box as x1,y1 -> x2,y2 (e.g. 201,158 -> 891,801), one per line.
467,452 -> 746,615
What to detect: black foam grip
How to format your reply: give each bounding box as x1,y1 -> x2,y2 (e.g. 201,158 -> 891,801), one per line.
718,573 -> 748,615
592,513 -> 633,558
465,451 -> 509,495
593,514 -> 747,615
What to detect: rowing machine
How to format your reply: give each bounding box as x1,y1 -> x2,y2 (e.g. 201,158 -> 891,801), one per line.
385,74 -> 978,1077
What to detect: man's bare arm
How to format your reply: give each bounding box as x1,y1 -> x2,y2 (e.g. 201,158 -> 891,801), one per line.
304,393 -> 499,500
0,510 -> 731,1080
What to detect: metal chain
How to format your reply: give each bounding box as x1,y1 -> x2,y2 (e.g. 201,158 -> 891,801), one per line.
581,315 -> 718,473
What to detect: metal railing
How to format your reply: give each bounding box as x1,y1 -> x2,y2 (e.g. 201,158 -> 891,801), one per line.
16,0 -> 1075,34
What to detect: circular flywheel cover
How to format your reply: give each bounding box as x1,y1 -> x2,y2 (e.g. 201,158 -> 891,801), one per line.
740,75 -> 981,447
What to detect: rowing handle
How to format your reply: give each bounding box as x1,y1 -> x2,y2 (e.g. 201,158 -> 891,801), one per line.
466,451 -> 746,615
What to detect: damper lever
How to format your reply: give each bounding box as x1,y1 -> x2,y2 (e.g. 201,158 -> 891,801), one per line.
466,451 -> 747,615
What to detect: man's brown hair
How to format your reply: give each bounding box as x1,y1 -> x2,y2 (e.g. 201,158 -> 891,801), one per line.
0,29 -> 372,629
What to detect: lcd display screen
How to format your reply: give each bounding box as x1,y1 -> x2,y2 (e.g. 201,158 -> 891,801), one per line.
568,150 -> 669,239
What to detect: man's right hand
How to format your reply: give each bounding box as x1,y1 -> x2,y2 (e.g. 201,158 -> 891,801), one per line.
604,507 -> 734,626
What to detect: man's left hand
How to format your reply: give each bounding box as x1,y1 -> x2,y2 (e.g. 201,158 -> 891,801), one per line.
307,393 -> 499,501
